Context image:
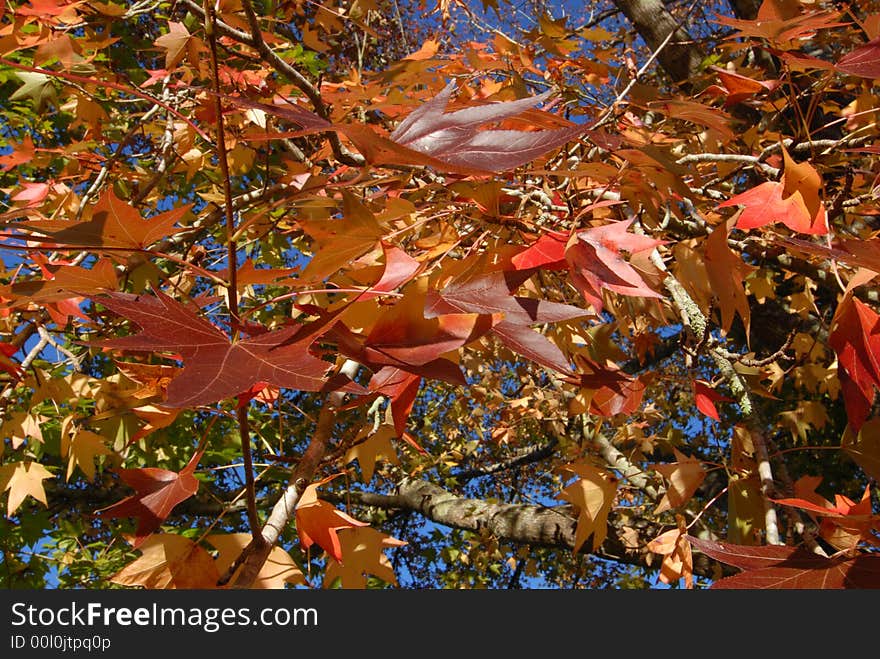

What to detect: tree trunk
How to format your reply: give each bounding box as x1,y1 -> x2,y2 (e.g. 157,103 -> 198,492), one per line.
612,0 -> 704,87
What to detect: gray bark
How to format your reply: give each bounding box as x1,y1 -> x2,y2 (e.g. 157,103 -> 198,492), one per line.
612,0 -> 704,87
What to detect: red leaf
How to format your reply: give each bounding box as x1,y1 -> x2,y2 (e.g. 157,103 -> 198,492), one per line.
368,367 -> 421,436
510,230 -> 568,270
693,379 -> 731,421
570,358 -> 645,416
688,536 -> 880,589
566,220 -> 664,313
295,480 -> 368,562
829,296 -> 880,430
425,268 -> 586,372
98,446 -> 204,547
837,36 -> 880,79
90,289 -> 363,408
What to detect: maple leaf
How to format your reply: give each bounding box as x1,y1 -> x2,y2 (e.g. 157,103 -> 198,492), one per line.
0,460 -> 53,517
61,428 -> 113,481
568,358 -> 646,417
836,36 -> 880,79
557,462 -> 618,552
90,289 -> 362,408
154,22 -> 199,70
97,445 -> 204,547
773,476 -> 879,551
705,66 -> 780,107
717,146 -> 828,235
687,536 -> 880,589
0,411 -> 44,450
693,379 -> 732,421
110,534 -> 219,589
510,230 -> 568,271
425,268 -> 587,372
704,219 -> 755,336
0,342 -> 21,380
346,424 -> 400,482
566,220 -> 664,313
206,533 -> 305,589
323,526 -> 407,588
828,296 -> 880,431
352,284 -> 499,382
225,81 -> 587,174
367,367 -> 422,436
15,189 -> 189,250
299,191 -> 385,282
295,480 -> 368,562
352,243 -> 422,301
653,448 -> 706,514
647,520 -> 693,588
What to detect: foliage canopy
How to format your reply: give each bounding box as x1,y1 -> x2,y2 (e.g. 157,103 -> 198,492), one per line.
2,0 -> 880,590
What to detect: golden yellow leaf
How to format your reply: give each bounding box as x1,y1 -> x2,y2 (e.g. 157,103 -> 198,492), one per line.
557,462 -> 618,553
0,411 -> 44,451
0,461 -> 53,517
110,534 -> 219,589
323,526 -> 407,589
62,429 -> 112,481
647,518 -> 693,588
206,533 -> 305,589
653,448 -> 706,514
345,424 -> 399,481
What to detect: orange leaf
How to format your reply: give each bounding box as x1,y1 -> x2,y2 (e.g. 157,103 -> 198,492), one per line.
557,462 -> 618,552
323,526 -> 407,588
653,449 -> 706,514
110,534 -> 219,589
295,479 -> 368,562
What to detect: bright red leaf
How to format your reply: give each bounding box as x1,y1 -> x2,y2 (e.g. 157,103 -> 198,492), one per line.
828,296 -> 880,431
693,379 -> 731,421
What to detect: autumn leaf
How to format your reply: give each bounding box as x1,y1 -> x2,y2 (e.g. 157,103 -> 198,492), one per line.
425,267 -> 586,372
687,536 -> 880,589
90,288 -> 363,408
773,476 -> 879,551
346,424 -> 400,482
717,146 -> 827,235
206,533 -> 305,589
569,358 -> 645,417
0,460 -> 53,517
97,444 -> 204,547
226,81 -> 587,174
366,367 -> 422,437
828,296 -> 880,431
154,22 -> 199,70
706,66 -> 780,107
647,516 -> 693,588
693,379 -> 731,421
836,36 -> 880,79
295,479 -> 368,562
110,534 -> 219,589
323,526 -> 407,588
557,462 -> 618,552
653,448 -> 706,514
15,189 -> 190,250
566,220 -> 664,313
61,428 -> 113,481
704,219 -> 755,336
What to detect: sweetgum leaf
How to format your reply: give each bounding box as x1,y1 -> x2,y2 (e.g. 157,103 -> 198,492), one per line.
90,289 -> 363,408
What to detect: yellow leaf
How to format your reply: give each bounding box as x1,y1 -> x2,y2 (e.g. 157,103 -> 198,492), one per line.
323,526 -> 407,589
206,533 -> 305,589
345,424 -> 399,481
557,462 -> 618,552
0,461 -> 53,517
653,448 -> 706,514
0,411 -> 44,450
647,518 -> 693,588
62,429 -> 112,481
110,534 -> 219,589
154,22 -> 192,70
